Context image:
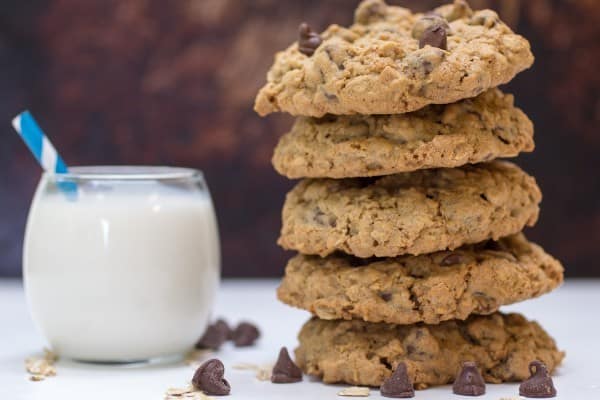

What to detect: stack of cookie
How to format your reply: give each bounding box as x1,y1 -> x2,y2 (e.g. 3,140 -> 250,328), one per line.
254,0 -> 565,390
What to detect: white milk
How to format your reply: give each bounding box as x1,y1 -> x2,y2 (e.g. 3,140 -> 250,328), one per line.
24,172 -> 220,362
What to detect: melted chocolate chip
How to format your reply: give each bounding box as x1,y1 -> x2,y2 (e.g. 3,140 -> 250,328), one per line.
519,361 -> 557,398
231,322 -> 260,347
440,253 -> 464,266
453,361 -> 486,396
380,363 -> 414,398
298,23 -> 322,56
379,291 -> 393,302
195,319 -> 231,350
271,347 -> 303,383
419,23 -> 447,50
192,359 -> 231,396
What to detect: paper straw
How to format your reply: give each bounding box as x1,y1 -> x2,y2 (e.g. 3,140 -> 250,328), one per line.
12,110 -> 76,197
12,111 -> 69,174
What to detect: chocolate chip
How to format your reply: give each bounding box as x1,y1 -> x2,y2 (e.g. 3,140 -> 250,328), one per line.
453,361 -> 486,396
380,362 -> 414,398
412,14 -> 449,40
271,347 -> 303,383
440,253 -> 464,266
379,291 -> 393,302
298,23 -> 322,56
419,23 -> 447,50
323,91 -> 338,101
472,291 -> 496,313
519,361 -> 557,398
195,319 -> 231,350
192,359 -> 231,396
231,322 -> 260,347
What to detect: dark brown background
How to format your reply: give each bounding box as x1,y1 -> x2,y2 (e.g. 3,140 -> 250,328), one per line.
0,0 -> 598,277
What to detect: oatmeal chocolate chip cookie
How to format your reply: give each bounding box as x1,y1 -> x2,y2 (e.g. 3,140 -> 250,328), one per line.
254,0 -> 534,117
273,89 -> 534,179
295,312 -> 564,388
279,161 -> 541,258
278,234 -> 563,325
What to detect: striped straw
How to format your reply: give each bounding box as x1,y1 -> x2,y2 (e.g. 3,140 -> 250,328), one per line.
12,111 -> 76,196
12,111 -> 69,174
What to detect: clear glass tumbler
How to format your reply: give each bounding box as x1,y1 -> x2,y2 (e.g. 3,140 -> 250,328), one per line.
23,166 -> 220,362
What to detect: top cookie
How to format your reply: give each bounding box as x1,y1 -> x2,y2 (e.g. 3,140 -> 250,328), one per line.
254,0 -> 534,117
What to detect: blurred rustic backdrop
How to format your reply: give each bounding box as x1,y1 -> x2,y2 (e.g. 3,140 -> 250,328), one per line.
0,0 -> 598,277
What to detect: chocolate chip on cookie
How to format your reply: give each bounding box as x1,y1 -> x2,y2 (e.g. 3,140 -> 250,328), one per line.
298,23 -> 322,56
440,253 -> 465,266
412,14 -> 449,40
380,362 -> 414,398
195,319 -> 231,350
271,347 -> 303,383
519,361 -> 557,398
453,361 -> 486,396
192,359 -> 231,396
231,322 -> 260,347
378,291 -> 393,302
419,22 -> 448,50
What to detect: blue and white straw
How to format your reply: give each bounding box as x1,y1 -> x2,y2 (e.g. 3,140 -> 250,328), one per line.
12,110 -> 76,196
12,111 -> 69,174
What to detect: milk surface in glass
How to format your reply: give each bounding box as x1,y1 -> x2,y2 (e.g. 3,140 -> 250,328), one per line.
23,167 -> 220,362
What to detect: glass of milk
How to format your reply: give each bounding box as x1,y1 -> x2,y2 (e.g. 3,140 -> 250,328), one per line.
23,166 -> 220,362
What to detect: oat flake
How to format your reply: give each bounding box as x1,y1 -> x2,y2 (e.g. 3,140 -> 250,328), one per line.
232,362 -> 274,381
338,386 -> 370,397
164,385 -> 212,399
25,348 -> 58,381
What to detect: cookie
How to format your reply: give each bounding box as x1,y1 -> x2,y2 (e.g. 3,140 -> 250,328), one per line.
278,234 -> 563,325
254,0 -> 534,117
272,89 -> 534,179
295,312 -> 564,388
279,161 -> 541,258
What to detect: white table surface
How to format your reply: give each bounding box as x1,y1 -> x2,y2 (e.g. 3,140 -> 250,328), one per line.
1,278 -> 599,400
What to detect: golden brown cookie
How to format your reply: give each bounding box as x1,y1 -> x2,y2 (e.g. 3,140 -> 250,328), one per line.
255,0 -> 534,117
279,161 -> 541,258
296,312 -> 564,388
272,89 -> 534,179
278,234 -> 563,324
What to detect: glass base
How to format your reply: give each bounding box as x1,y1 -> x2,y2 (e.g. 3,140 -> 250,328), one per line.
68,353 -> 184,367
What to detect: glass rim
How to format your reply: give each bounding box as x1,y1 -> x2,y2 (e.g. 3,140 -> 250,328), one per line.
45,166 -> 204,181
